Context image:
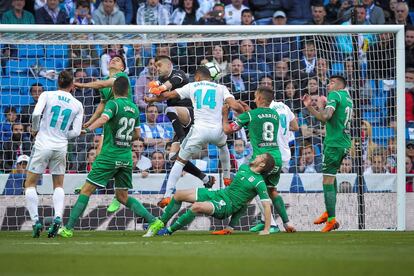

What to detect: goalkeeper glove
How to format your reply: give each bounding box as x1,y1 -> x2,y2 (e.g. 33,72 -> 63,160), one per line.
149,84 -> 167,96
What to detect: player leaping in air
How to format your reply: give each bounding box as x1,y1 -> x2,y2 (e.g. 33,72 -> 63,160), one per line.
146,64 -> 242,207
302,75 -> 353,232
73,54 -> 132,213
148,55 -> 217,207
216,86 -> 296,235
143,66 -> 244,236
145,153 -> 276,237
59,77 -> 157,238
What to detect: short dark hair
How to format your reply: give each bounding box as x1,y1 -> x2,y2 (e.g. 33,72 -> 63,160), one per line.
196,66 -> 212,80
113,76 -> 129,97
330,75 -> 347,88
151,150 -> 165,159
255,86 -> 274,105
112,54 -> 126,71
261,153 -> 276,175
58,70 -> 73,89
241,9 -> 252,16
4,106 -> 17,114
30,83 -> 43,91
155,55 -> 172,63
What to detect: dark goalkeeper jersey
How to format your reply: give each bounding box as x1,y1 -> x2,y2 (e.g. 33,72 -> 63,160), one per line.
159,69 -> 192,107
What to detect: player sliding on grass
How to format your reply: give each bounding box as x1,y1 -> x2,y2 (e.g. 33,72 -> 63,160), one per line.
145,66 -> 244,211
144,153 -> 276,237
302,75 -> 353,232
147,56 -> 216,207
217,86 -> 296,235
25,71 -> 83,238
59,77 -> 156,238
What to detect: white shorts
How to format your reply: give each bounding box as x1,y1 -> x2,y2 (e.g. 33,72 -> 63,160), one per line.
179,126 -> 227,161
27,147 -> 67,175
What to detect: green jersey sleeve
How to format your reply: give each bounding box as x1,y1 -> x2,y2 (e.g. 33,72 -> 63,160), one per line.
235,111 -> 252,128
102,100 -> 117,120
134,112 -> 140,128
326,91 -> 341,111
256,180 -> 270,201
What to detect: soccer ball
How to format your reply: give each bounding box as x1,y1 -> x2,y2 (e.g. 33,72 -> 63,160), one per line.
204,62 -> 221,81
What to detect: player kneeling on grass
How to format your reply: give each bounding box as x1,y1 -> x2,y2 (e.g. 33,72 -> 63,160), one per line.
143,153 -> 275,237
59,77 -> 157,238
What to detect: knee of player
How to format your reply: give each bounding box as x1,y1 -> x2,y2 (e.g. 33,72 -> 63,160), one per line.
82,182 -> 97,196
165,106 -> 177,115
190,202 -> 204,213
115,190 -> 128,205
267,187 -> 278,199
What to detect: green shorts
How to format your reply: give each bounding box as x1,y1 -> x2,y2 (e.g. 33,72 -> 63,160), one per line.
322,146 -> 349,175
196,188 -> 233,219
264,156 -> 282,187
86,156 -> 133,189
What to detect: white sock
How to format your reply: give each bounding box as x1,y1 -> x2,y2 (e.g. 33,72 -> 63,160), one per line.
53,187 -> 65,219
164,161 -> 185,197
218,145 -> 231,179
202,175 -> 209,184
255,196 -> 277,227
25,187 -> 39,224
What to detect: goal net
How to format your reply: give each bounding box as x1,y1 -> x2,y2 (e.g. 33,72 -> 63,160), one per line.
0,25 -> 407,232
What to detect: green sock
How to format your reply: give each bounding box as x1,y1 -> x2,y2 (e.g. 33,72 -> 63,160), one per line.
169,209 -> 196,232
66,194 -> 89,230
160,197 -> 182,224
272,195 -> 289,223
323,184 -> 336,220
126,197 -> 155,224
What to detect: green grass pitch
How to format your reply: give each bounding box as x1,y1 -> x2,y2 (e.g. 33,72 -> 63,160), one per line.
0,231 -> 413,276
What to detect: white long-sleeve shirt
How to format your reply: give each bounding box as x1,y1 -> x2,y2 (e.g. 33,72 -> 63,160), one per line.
32,90 -> 83,151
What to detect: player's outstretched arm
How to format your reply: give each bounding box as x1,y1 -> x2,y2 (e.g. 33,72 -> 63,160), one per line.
74,78 -> 115,90
259,201 -> 272,235
289,118 -> 300,132
302,94 -> 333,123
83,114 -> 109,134
132,128 -> 141,141
84,100 -> 106,128
225,97 -> 245,114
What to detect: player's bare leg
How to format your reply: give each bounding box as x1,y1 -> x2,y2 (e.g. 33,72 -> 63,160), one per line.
24,171 -> 42,238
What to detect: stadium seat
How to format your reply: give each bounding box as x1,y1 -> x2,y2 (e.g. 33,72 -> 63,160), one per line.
371,127 -> 394,146
45,45 -> 68,58
5,59 -> 40,76
330,62 -> 344,75
0,92 -> 32,106
208,144 -> 218,158
39,58 -> 68,71
17,45 -> 44,58
2,174 -> 26,195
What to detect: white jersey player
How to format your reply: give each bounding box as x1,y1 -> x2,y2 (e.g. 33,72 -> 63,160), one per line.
25,71 -> 83,238
144,66 -> 244,209
269,101 -> 299,172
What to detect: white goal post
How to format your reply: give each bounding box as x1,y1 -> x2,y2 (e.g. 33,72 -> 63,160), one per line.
0,24 -> 406,231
